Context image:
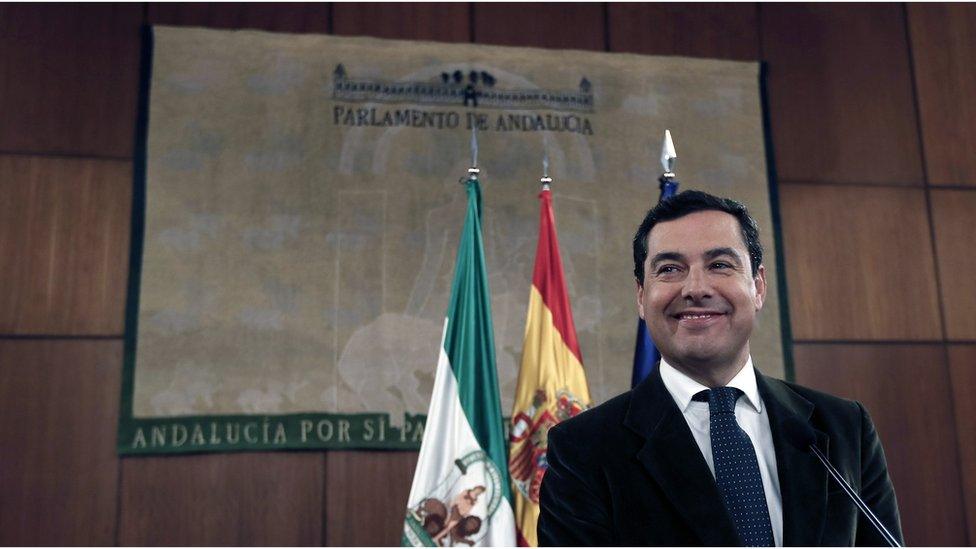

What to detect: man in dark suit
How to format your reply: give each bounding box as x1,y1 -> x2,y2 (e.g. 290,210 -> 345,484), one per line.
538,191 -> 902,546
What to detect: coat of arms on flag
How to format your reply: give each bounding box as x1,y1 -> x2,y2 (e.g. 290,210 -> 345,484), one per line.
404,450 -> 506,546
509,389 -> 586,504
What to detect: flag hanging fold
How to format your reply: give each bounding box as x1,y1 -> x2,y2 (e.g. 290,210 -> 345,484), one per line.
631,177 -> 679,388
509,186 -> 591,547
631,319 -> 660,388
403,175 -> 516,548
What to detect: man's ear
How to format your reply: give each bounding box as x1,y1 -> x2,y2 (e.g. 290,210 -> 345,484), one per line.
753,265 -> 766,311
636,279 -> 645,319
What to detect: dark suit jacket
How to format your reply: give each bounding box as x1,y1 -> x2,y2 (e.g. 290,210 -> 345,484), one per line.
538,367 -> 903,546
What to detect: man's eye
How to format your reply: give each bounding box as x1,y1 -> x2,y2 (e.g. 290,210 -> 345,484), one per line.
711,262 -> 732,270
656,265 -> 680,275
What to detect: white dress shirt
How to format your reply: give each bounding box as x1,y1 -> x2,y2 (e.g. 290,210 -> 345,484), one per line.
659,356 -> 784,547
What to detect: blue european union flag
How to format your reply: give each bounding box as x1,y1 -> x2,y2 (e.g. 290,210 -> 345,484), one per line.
631,178 -> 678,388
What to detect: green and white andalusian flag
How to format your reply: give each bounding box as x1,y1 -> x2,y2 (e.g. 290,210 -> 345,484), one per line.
402,175 -> 516,547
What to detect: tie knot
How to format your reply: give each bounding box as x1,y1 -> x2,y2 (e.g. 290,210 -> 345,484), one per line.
693,387 -> 743,414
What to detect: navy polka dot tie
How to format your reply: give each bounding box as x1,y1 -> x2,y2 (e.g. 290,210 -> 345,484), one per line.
695,387 -> 774,547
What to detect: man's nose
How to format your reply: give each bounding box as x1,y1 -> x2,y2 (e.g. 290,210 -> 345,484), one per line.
681,266 -> 713,301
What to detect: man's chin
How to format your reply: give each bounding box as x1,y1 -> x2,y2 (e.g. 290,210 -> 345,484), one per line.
674,352 -> 722,367
667,343 -> 731,368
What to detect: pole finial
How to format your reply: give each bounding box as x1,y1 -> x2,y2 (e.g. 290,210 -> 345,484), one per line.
661,129 -> 676,176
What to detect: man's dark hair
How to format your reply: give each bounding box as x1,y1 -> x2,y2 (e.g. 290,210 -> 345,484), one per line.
632,190 -> 763,285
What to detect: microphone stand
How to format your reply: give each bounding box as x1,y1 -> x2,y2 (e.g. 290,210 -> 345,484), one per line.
807,443 -> 902,548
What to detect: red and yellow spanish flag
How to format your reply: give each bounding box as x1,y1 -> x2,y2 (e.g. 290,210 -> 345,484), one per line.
509,186 -> 591,547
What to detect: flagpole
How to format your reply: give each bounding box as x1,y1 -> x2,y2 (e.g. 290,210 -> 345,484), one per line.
541,141 -> 551,191
468,125 -> 480,180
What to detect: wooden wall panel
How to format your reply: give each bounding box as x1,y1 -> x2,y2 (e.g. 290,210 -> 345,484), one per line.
119,452 -> 324,545
148,2 -> 331,33
0,5 -> 972,547
472,3 -> 604,51
325,451 -> 418,546
0,340 -> 121,545
931,189 -> 976,340
760,4 -> 923,186
333,3 -> 470,42
607,3 -> 758,59
779,184 -> 942,341
0,156 -> 132,336
948,345 -> 976,543
908,4 -> 976,187
793,343 -> 967,546
0,3 -> 142,157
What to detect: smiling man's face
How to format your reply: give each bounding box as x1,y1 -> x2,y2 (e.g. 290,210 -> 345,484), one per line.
637,210 -> 766,379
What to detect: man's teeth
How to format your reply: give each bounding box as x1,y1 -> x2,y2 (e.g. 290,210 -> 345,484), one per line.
681,313 -> 717,319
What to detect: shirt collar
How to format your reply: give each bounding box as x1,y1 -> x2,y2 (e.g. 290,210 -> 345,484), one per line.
659,356 -> 763,414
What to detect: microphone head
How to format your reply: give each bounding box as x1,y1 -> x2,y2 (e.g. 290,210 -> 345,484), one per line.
782,416 -> 817,451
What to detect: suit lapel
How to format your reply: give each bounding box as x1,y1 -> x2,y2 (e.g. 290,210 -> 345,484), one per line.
624,368 -> 741,546
758,373 -> 829,547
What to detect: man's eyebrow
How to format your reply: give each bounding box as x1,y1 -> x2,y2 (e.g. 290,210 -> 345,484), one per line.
704,247 -> 743,264
650,251 -> 686,265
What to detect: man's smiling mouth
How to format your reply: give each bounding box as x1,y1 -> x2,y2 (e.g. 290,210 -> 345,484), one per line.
672,311 -> 725,320
671,311 -> 727,328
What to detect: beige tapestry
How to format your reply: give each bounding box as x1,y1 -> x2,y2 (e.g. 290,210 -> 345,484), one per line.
119,25 -> 786,453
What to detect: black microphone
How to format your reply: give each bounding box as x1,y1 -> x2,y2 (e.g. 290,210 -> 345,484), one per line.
782,417 -> 901,548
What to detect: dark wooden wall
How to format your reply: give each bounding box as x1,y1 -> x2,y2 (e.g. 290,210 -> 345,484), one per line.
0,3 -> 973,545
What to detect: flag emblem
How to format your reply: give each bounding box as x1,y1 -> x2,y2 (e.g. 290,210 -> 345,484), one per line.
509,389 -> 586,504
404,450 -> 506,547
